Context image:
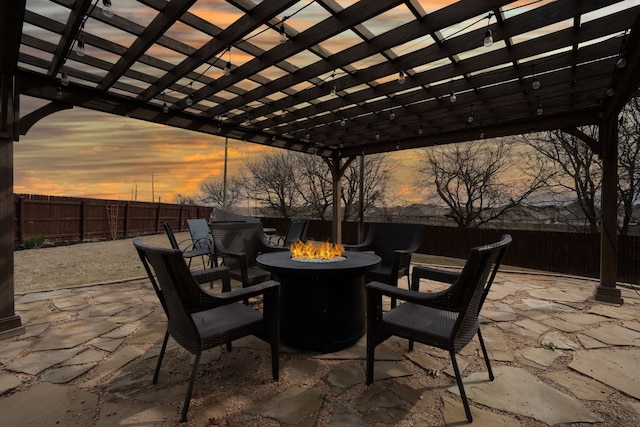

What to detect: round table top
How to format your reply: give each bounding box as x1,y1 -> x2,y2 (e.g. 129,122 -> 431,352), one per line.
257,250 -> 380,277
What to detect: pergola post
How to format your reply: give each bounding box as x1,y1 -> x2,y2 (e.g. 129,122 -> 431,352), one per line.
0,72 -> 24,339
325,155 -> 356,243
594,114 -> 623,304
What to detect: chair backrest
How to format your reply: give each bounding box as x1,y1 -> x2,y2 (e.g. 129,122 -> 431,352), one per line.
210,207 -> 260,223
133,240 -> 202,354
161,220 -> 180,250
210,222 -> 265,268
449,234 -> 512,351
186,218 -> 213,251
366,222 -> 424,266
282,218 -> 309,247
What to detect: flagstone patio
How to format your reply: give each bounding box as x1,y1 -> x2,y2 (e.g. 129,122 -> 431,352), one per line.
1,249 -> 639,426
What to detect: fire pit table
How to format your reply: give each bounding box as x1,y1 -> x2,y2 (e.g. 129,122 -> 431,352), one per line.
257,250 -> 380,353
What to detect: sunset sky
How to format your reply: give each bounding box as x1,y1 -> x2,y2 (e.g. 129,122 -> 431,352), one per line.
14,95 -> 421,204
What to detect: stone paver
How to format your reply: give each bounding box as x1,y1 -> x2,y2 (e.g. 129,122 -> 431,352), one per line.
2,271 -> 639,426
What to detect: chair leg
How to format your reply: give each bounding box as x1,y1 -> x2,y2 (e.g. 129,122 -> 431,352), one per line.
180,353 -> 201,423
153,329 -> 170,384
271,341 -> 279,381
477,328 -> 494,381
450,350 -> 473,423
366,339 -> 375,385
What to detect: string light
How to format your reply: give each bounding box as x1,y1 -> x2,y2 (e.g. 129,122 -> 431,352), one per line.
223,46 -> 231,76
398,70 -> 406,84
76,39 -> 85,56
186,82 -> 193,106
536,103 -> 544,116
449,90 -> 457,103
483,13 -> 493,47
606,86 -> 615,97
102,0 -> 114,18
389,110 -> 396,121
375,131 -> 381,140
305,129 -> 310,140
531,65 -> 541,90
162,91 -> 169,113
480,129 -> 485,139
331,85 -> 337,96
418,124 -> 424,135
467,111 -> 474,123
56,82 -> 63,97
60,72 -> 69,86
279,23 -> 287,44
340,117 -> 346,127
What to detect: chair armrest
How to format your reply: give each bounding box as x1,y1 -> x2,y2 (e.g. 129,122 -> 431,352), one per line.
192,266 -> 230,285
366,280 -> 461,310
215,280 -> 280,304
411,265 -> 460,290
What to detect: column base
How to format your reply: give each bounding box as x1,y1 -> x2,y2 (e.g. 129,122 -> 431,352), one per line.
593,285 -> 623,305
0,314 -> 25,341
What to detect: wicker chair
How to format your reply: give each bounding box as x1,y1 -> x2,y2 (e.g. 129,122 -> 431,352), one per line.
210,222 -> 287,289
161,220 -> 210,269
276,218 -> 309,247
365,234 -> 512,423
134,240 -> 279,422
345,222 -> 424,308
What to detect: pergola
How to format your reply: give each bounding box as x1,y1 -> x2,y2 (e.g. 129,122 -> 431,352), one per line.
1,0 -> 639,338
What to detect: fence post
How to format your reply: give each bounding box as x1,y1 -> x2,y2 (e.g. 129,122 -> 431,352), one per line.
80,200 -> 86,241
179,205 -> 185,230
155,202 -> 161,233
17,195 -> 25,245
124,202 -> 130,238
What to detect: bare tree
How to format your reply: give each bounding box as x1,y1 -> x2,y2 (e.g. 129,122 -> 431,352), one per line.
174,194 -> 198,205
243,150 -> 300,220
617,97 -> 640,235
293,153 -> 333,220
417,139 -> 547,228
199,176 -> 243,209
522,127 -> 602,233
341,154 -> 393,221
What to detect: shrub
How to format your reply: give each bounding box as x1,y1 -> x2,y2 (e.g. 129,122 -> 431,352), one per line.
23,235 -> 46,249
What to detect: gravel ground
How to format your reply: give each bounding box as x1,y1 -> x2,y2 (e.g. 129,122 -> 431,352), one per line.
13,232 -> 181,293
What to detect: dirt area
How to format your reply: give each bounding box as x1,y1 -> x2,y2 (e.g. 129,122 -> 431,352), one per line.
13,232 -> 181,294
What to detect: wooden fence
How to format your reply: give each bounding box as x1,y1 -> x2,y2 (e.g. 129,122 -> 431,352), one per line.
13,195 -> 639,284
13,194 -> 212,244
262,218 -> 640,285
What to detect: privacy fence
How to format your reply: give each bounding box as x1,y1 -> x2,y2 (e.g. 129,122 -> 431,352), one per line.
13,195 -> 639,284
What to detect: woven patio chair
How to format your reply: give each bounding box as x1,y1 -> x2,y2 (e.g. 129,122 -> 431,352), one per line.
276,218 -> 309,247
365,234 -> 512,423
161,220 -> 210,269
133,240 -> 279,423
345,222 -> 424,308
210,222 -> 287,291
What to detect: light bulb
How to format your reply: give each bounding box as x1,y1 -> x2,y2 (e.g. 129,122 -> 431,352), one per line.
281,109 -> 287,117
389,111 -> 396,121
449,91 -> 457,103
480,129 -> 485,139
536,103 -> 543,116
102,0 -> 114,18
398,70 -> 406,84
217,123 -> 222,133
483,29 -> 493,47
56,85 -> 63,97
532,77 -> 541,90
305,131 -> 310,140
163,102 -> 169,113
418,125 -> 424,135
340,118 -> 346,127
616,55 -> 627,68
375,131 -> 380,140
186,95 -> 193,106
279,24 -> 287,44
467,112 -> 474,123
76,39 -> 85,57
224,61 -> 231,76
331,85 -> 337,96
606,86 -> 615,97
60,72 -> 69,86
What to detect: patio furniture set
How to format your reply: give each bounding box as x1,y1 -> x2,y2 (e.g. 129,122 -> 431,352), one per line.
137,218 -> 511,422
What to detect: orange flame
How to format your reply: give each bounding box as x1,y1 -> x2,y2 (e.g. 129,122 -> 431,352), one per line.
290,240 -> 345,260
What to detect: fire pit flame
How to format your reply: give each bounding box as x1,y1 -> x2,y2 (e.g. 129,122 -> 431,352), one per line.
290,240 -> 345,262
